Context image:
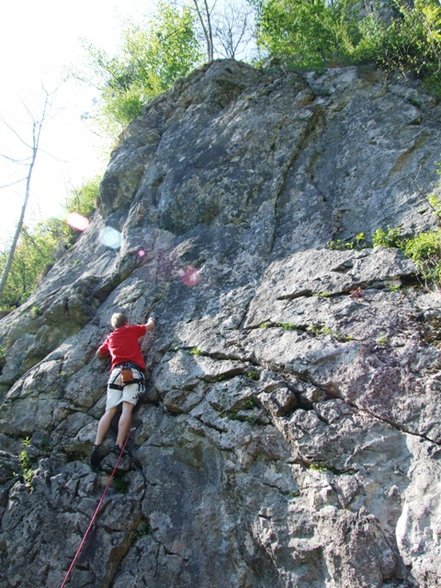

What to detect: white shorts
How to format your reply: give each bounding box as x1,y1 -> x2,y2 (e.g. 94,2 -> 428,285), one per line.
105,366 -> 145,411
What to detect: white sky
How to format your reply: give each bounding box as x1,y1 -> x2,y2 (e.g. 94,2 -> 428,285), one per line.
0,0 -> 255,250
0,0 -> 156,248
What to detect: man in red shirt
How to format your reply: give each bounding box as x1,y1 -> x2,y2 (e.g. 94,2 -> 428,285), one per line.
91,312 -> 155,468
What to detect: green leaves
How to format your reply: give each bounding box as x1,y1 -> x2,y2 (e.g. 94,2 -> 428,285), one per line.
87,2 -> 202,135
372,227 -> 404,249
65,176 -> 101,218
354,0 -> 441,79
404,230 -> 441,284
0,220 -> 72,311
254,0 -> 441,92
372,224 -> 441,288
257,0 -> 347,69
0,175 -> 100,313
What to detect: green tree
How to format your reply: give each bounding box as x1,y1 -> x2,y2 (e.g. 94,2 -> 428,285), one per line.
65,176 -> 101,218
0,220 -> 71,311
253,0 -> 441,93
255,0 -> 359,69
0,173 -> 101,313
0,88 -> 53,303
84,2 -> 202,135
354,0 -> 441,92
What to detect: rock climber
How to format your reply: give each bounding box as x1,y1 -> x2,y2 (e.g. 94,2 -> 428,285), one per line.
90,312 -> 155,468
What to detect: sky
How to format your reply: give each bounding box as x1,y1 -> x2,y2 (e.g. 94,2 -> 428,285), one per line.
0,0 -> 256,251
0,0 -> 156,248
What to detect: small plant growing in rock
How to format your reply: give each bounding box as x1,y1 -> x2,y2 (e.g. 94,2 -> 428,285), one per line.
276,322 -> 299,330
326,238 -> 354,251
427,193 -> 441,220
354,232 -> 367,248
372,227 -> 404,248
243,397 -> 259,410
308,324 -> 333,337
371,217 -> 441,288
387,282 -> 401,292
376,333 -> 389,346
18,437 -> 35,489
327,232 -> 367,251
246,370 -> 260,381
308,462 -> 330,472
404,230 -> 441,286
30,306 -> 40,318
307,323 -> 352,342
190,347 -> 203,357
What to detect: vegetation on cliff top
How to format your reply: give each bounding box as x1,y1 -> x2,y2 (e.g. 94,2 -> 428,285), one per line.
1,0 -> 440,313
254,0 -> 441,97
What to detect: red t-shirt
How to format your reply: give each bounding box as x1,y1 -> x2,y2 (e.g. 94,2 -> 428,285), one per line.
97,324 -> 147,371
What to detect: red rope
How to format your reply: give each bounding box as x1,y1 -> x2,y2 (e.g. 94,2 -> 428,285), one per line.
60,433 -> 131,587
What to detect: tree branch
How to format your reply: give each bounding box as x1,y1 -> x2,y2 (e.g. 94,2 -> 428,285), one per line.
0,88 -> 54,300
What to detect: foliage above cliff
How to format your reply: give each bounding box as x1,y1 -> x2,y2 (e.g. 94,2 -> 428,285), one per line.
253,0 -> 441,90
2,0 -> 440,315
83,2 -> 202,134
82,0 -> 441,136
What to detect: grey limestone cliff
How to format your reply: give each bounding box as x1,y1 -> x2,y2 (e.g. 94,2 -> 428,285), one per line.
1,59 -> 441,587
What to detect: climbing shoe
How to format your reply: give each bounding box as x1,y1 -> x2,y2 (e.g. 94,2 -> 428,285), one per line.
108,444 -> 132,471
90,444 -> 105,468
112,444 -> 132,458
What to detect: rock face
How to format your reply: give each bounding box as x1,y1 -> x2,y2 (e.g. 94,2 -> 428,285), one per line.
1,60 -> 441,587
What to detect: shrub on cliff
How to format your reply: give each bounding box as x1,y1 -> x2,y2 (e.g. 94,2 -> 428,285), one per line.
254,0 -> 441,93
82,2 -> 202,136
354,0 -> 441,93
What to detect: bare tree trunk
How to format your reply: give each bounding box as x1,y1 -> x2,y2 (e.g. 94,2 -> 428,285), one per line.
0,89 -> 51,301
192,0 -> 215,62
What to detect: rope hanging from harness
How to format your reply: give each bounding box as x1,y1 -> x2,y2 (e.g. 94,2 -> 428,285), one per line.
59,432 -> 132,588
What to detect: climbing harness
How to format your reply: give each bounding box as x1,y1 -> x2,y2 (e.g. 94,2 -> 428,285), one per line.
60,432 -> 132,588
108,362 -> 146,398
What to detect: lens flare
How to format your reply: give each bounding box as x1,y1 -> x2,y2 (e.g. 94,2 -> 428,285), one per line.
66,212 -> 90,232
178,266 -> 201,287
99,227 -> 121,249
